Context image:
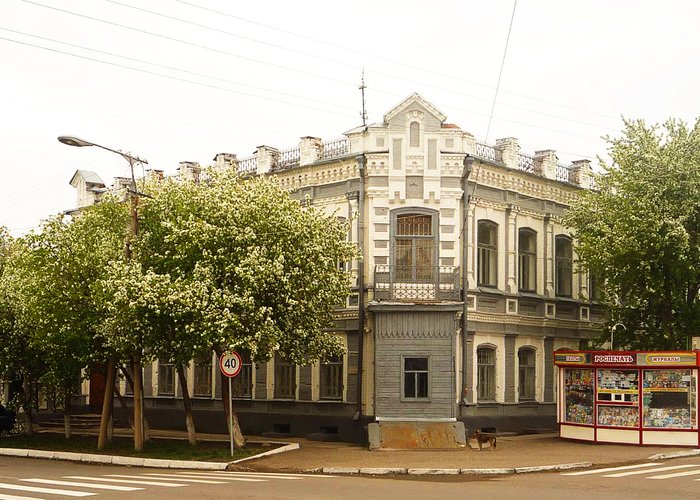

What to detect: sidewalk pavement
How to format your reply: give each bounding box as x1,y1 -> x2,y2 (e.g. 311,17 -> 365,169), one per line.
242,433 -> 700,476
2,428 -> 700,476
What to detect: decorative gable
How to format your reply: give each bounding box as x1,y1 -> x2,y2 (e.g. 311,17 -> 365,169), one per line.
383,93 -> 447,125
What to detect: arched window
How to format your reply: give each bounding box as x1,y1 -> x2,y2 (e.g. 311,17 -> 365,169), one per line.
477,346 -> 496,400
409,121 -> 420,147
555,235 -> 573,297
518,228 -> 537,292
393,211 -> 436,281
477,221 -> 498,287
518,347 -> 536,401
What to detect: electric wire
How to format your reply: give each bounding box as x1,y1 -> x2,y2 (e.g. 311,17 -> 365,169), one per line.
0,33 -> 608,144
485,0 -> 517,142
109,0 -> 617,132
0,36 -> 359,118
174,0 -> 621,122
19,0 -> 619,137
0,26 -> 357,113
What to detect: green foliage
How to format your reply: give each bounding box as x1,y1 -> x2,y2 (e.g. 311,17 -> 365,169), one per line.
0,198 -> 129,406
564,117 -> 700,349
100,168 -> 358,365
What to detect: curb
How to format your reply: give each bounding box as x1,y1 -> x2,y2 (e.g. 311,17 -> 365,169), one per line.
649,449 -> 700,461
230,442 -> 300,465
0,448 -> 228,470
311,461 -> 593,476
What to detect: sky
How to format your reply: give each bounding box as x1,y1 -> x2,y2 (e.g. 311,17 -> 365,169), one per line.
1,0 -> 698,235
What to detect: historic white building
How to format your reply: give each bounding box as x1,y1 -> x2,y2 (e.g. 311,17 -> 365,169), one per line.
71,93 -> 603,442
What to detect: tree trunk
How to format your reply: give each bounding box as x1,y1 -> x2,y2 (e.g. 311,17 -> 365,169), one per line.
120,364 -> 151,442
21,377 -> 33,437
132,356 -> 144,452
217,361 -> 245,448
63,390 -> 72,439
213,346 -> 245,448
177,365 -> 197,446
98,358 -> 116,450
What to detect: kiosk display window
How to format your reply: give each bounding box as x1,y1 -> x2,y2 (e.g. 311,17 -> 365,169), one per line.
564,368 -> 594,424
597,404 -> 639,427
597,369 -> 638,402
642,369 -> 697,429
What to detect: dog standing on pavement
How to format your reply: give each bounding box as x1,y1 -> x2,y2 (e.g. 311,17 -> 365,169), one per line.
472,430 -> 497,451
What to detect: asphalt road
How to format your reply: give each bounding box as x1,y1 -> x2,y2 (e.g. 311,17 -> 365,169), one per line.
0,457 -> 699,499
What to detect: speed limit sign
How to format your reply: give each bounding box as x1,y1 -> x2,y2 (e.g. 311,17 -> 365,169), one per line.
219,351 -> 242,378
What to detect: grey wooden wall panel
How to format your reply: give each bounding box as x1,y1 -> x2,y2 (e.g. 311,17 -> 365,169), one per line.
255,362 -> 268,400
374,311 -> 456,418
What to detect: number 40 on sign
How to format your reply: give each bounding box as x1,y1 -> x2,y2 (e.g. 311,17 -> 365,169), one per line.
219,351 -> 242,378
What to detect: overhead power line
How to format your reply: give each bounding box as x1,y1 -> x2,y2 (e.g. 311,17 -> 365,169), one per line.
485,0 -> 518,142
0,26 -> 357,113
109,0 -> 617,132
174,0 -> 621,122
0,36 -> 358,118
21,0 -> 618,135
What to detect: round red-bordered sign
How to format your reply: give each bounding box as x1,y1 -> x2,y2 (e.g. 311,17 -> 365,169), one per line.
219,351 -> 242,378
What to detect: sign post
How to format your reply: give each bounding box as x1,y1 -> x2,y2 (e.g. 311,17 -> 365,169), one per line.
219,351 -> 242,457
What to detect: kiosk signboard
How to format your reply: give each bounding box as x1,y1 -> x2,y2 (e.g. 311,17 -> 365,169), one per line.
555,350 -> 700,447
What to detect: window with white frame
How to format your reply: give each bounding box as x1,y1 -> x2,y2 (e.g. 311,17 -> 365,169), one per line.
403,357 -> 429,399
158,359 -> 175,396
193,353 -> 212,397
274,353 -> 296,399
518,348 -> 536,401
394,212 -> 436,281
555,235 -> 573,297
478,221 -> 498,287
477,347 -> 496,400
518,228 -> 537,292
232,351 -> 252,398
320,355 -> 343,400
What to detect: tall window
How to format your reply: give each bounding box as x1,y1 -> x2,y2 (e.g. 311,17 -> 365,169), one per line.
158,359 -> 175,396
555,235 -> 573,297
518,229 -> 537,292
403,357 -> 429,399
409,121 -> 420,147
518,348 -> 536,401
274,353 -> 296,399
394,212 -> 435,281
589,272 -> 600,301
477,347 -> 496,400
320,355 -> 344,400
193,353 -> 212,397
477,221 -> 498,286
232,351 -> 252,398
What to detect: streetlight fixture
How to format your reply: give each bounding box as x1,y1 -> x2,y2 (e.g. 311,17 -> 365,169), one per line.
58,135 -> 147,452
611,322 -> 626,350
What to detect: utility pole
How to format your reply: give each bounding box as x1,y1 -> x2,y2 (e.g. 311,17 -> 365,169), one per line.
58,136 -> 148,451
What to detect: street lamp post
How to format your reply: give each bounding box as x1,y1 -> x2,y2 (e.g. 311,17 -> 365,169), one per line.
611,322 -> 626,351
58,136 -> 147,452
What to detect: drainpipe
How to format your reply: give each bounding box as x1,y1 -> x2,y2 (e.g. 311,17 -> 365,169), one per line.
461,155 -> 474,407
355,154 -> 366,420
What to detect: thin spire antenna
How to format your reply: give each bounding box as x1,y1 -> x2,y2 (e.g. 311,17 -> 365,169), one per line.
359,69 -> 367,127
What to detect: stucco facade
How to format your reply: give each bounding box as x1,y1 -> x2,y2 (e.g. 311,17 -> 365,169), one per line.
72,93 -> 603,442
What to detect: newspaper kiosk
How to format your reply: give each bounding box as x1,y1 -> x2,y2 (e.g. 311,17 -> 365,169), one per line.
555,351 -> 699,447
